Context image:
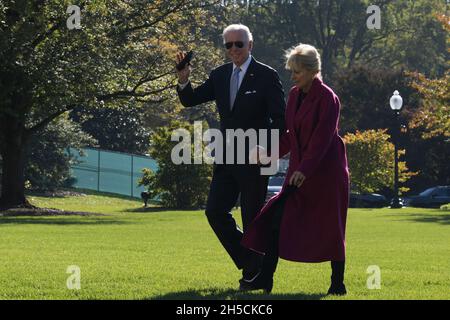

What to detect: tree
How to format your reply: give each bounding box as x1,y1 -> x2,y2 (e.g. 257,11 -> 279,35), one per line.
333,65 -> 449,194
402,130 -> 450,194
343,129 -> 416,194
219,0 -> 448,86
333,66 -> 420,134
407,71 -> 450,139
25,115 -> 96,191
139,120 -> 212,209
70,104 -> 150,155
0,0 -> 220,207
401,13 -> 450,192
407,14 -> 450,139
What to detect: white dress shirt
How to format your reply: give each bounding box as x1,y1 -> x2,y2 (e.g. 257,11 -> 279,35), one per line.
232,54 -> 252,89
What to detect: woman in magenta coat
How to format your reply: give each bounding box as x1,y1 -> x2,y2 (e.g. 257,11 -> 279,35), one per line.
241,44 -> 349,295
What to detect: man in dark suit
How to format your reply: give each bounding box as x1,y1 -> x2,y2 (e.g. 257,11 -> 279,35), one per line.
176,24 -> 286,287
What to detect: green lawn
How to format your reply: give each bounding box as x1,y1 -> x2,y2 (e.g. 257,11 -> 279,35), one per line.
0,191 -> 449,300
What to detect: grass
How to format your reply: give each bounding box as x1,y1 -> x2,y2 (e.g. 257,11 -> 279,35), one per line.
0,190 -> 449,300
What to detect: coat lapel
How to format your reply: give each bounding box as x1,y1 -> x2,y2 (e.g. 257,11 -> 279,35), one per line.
295,77 -> 322,123
237,59 -> 256,97
223,63 -> 233,116
286,87 -> 299,131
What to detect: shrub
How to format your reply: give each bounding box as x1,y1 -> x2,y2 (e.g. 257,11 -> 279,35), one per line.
139,120 -> 212,209
343,129 -> 417,194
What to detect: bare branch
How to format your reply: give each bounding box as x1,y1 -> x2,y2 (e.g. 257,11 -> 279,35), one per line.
110,0 -> 189,36
132,69 -> 172,93
27,106 -> 75,136
30,20 -> 64,49
97,83 -> 174,102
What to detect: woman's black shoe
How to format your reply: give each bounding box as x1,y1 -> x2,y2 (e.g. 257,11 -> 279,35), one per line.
327,283 -> 347,295
239,272 -> 273,294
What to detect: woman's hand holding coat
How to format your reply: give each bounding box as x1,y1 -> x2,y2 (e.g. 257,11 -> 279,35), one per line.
289,171 -> 305,188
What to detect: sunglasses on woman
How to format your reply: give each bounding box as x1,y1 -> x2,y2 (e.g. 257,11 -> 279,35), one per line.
224,41 -> 245,49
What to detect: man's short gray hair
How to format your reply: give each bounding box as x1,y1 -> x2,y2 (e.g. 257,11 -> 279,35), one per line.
222,24 -> 253,43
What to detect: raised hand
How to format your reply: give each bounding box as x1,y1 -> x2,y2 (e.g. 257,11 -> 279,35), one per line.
176,51 -> 191,84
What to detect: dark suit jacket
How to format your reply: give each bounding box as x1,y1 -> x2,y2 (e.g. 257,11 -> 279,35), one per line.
177,57 -> 286,165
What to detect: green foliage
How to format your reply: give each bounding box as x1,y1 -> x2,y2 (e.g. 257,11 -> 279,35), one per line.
332,65 -> 449,194
0,0 -> 221,204
343,129 -> 416,194
137,168 -> 158,201
220,0 -> 447,86
406,14 -> 449,139
139,120 -> 212,209
407,70 -> 450,139
70,104 -> 150,155
0,0 -> 222,115
403,132 -> 450,194
334,66 -> 419,134
25,115 -> 96,191
328,66 -> 450,192
1,0 -> 447,204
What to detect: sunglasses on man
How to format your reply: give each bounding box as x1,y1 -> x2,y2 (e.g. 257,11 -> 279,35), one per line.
224,41 -> 246,49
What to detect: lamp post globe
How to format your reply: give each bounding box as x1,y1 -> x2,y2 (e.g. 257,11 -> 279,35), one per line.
390,90 -> 403,111
390,90 -> 403,208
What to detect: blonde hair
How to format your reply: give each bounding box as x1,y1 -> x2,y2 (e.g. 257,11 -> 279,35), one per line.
285,44 -> 321,74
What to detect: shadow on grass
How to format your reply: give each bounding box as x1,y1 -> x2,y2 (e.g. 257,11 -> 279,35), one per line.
124,207 -> 205,213
125,207 -> 176,213
27,188 -> 142,202
386,211 -> 450,226
149,288 -> 326,300
0,217 -> 131,226
403,214 -> 450,225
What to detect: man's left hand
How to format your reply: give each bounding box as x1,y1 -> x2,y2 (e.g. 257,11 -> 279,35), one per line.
249,145 -> 270,165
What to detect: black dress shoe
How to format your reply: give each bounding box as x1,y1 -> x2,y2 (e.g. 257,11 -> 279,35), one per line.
241,269 -> 260,282
327,283 -> 347,295
239,272 -> 273,294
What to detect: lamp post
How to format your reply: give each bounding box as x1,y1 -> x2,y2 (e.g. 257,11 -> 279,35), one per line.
389,90 -> 403,208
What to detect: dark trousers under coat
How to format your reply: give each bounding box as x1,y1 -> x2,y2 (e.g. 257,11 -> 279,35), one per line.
205,164 -> 268,276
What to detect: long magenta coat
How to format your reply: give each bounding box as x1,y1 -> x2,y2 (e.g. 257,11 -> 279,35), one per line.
241,77 -> 349,262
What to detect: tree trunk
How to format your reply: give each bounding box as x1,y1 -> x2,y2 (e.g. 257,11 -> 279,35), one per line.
321,47 -> 333,83
0,117 -> 31,208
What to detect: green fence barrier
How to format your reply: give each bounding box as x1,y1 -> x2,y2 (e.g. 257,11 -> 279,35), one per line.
69,148 -> 158,198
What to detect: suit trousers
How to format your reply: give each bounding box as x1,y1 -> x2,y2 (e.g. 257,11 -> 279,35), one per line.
205,164 -> 268,276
